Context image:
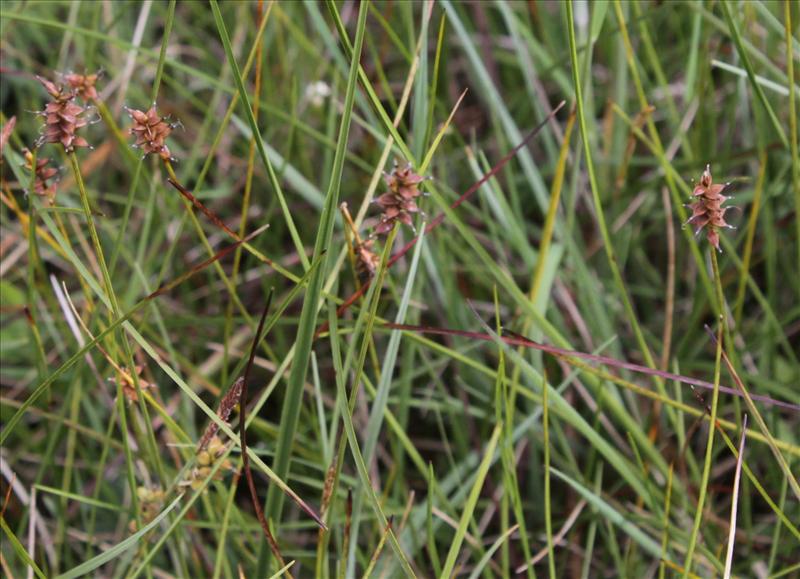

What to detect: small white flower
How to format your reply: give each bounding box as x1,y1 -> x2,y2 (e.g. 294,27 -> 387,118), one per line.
304,81 -> 332,108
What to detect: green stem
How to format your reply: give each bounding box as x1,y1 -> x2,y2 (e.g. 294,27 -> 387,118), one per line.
69,153 -> 166,556
682,247 -> 725,577
567,1 -> 660,381
257,3 -> 369,569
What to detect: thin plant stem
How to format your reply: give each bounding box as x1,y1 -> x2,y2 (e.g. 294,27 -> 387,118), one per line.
69,153 -> 169,572
543,368 -> 556,579
682,247 -> 726,577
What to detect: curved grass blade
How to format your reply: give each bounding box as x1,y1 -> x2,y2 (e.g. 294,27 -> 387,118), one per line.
440,424 -> 502,579
55,495 -> 183,579
551,468 -> 663,560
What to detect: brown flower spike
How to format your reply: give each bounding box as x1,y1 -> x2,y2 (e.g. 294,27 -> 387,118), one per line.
23,148 -> 58,204
686,165 -> 733,252
374,161 -> 425,235
35,76 -> 90,152
63,72 -> 100,102
341,202 -> 380,280
125,105 -> 175,160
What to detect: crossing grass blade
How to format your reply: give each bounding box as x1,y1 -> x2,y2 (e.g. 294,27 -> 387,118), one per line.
259,3 -> 370,574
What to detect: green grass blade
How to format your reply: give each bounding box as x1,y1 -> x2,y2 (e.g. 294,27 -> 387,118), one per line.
550,467 -> 663,560
439,424 -> 502,579
55,495 -> 183,579
260,0 -> 370,553
720,0 -> 789,147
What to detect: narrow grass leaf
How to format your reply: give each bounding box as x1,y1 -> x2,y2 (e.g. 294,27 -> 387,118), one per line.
440,424 -> 502,579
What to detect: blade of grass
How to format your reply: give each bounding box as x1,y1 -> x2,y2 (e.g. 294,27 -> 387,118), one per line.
347,223 -> 426,567
55,494 -> 183,579
327,230 -> 417,578
259,1 -> 369,568
209,0 -> 309,271
720,0 -> 788,147
550,468 -> 663,560
439,424 -> 502,579
785,0 -> 800,292
723,414 -> 748,579
682,248 -> 726,578
466,524 -> 519,579
708,330 -> 800,502
568,0 -> 662,391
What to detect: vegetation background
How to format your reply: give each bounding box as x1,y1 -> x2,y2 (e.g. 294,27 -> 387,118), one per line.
1,0 -> 798,577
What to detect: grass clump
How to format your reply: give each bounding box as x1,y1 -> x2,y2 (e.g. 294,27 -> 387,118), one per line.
1,1 -> 798,577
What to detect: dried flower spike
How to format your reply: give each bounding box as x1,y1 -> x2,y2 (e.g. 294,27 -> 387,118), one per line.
374,161 -> 426,235
63,72 -> 100,102
125,104 -> 175,160
341,202 -> 380,280
35,76 -> 90,152
354,238 -> 380,280
198,376 -> 243,451
110,364 -> 153,403
23,148 -> 58,205
686,164 -> 733,252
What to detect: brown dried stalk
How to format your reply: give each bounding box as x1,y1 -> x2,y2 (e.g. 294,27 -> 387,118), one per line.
237,291 -> 288,569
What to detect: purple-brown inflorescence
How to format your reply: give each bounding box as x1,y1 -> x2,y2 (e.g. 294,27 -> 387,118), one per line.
125,105 -> 175,161
23,148 -> 58,205
686,164 -> 733,252
35,76 -> 90,152
63,72 -> 100,102
197,376 -> 244,451
374,161 -> 425,235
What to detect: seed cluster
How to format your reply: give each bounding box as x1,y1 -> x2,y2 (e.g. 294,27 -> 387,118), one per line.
374,162 -> 425,235
129,486 -> 165,533
126,105 -> 175,160
63,72 -> 100,102
180,436 -> 234,491
687,165 -> 732,252
354,238 -> 380,280
23,148 -> 58,204
35,76 -> 90,152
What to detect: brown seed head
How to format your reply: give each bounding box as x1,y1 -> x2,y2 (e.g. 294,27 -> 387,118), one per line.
63,72 -> 100,102
686,164 -> 732,252
110,365 -> 153,403
354,238 -> 380,280
374,161 -> 425,235
35,76 -> 90,152
23,148 -> 58,204
126,105 -> 174,160
198,377 -> 243,451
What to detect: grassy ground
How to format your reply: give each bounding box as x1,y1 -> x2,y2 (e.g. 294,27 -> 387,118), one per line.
1,1 -> 799,577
